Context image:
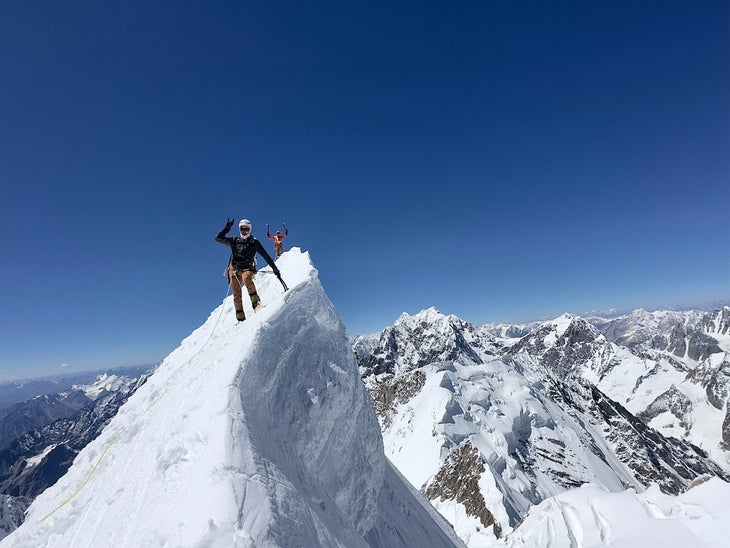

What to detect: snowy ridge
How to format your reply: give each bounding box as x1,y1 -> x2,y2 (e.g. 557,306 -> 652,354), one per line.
2,249 -> 461,548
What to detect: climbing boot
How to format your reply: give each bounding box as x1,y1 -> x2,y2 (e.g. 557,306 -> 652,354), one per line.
250,293 -> 262,312
236,309 -> 246,322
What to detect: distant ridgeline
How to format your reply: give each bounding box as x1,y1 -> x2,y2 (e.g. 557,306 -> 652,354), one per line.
0,366 -> 151,411
0,368 -> 151,540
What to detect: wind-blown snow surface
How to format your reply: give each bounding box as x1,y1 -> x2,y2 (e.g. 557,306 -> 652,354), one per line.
2,249 -> 462,548
504,478 -> 730,547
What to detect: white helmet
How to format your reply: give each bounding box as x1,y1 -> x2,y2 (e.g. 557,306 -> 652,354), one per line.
239,219 -> 252,237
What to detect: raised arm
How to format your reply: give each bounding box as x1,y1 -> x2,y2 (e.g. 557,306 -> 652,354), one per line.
215,218 -> 234,245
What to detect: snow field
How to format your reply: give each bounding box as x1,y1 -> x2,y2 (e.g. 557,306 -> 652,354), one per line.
504,479 -> 730,547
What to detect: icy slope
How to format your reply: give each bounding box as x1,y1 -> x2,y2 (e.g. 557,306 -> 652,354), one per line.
2,249 -> 461,548
503,477 -> 730,548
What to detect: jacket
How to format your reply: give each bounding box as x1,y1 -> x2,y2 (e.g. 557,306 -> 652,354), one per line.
216,229 -> 279,273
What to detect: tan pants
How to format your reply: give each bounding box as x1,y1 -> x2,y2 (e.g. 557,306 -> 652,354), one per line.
229,267 -> 258,311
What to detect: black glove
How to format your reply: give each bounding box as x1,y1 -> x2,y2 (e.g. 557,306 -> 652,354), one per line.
224,218 -> 234,232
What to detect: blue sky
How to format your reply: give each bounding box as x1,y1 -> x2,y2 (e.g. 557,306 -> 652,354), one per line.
1,1 -> 728,380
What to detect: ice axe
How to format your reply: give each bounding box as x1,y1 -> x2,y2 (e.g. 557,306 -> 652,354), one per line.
260,269 -> 289,292
277,274 -> 289,292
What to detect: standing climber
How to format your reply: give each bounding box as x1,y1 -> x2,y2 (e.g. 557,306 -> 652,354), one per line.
266,223 -> 288,258
216,218 -> 281,322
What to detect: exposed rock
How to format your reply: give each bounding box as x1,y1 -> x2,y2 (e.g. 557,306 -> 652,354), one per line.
356,306 -> 730,546
586,384 -> 727,495
0,375 -> 148,506
700,307 -> 730,336
638,385 -> 693,432
594,309 -> 724,362
0,495 -> 30,540
0,392 -> 91,451
657,325 -> 722,361
686,474 -> 713,490
367,370 -> 426,428
722,406 -> 730,451
357,308 -> 498,383
508,316 -> 614,378
685,353 -> 730,410
423,441 -> 502,538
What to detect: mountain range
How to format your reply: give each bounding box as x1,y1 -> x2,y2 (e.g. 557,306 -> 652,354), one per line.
355,305 -> 730,545
0,371 -> 149,539
1,248 -> 728,546
0,367 -> 151,412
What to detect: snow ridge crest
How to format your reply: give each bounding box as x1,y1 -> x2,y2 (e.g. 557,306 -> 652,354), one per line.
3,249 -> 461,548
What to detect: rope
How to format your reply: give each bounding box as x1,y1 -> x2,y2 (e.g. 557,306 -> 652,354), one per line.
40,282 -> 232,522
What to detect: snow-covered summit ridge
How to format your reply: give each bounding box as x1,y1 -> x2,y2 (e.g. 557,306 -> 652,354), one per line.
3,248 -> 461,548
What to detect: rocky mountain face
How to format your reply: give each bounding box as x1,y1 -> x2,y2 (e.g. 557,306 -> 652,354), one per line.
354,307 -> 506,387
0,392 -> 92,451
0,367 -> 152,452
356,306 -> 730,546
508,314 -> 617,378
588,308 -> 730,463
591,308 -> 724,361
0,496 -> 29,540
0,372 -> 150,539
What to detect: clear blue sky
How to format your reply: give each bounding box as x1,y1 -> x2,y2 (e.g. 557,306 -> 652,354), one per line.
1,1 -> 728,380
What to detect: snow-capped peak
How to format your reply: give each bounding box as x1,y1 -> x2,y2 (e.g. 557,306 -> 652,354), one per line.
70,373 -> 132,400
513,313 -> 608,360
2,248 -> 461,548
545,312 -> 580,339
396,307 -> 453,328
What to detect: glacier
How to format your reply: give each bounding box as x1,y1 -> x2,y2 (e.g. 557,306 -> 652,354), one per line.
358,307 -> 730,546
